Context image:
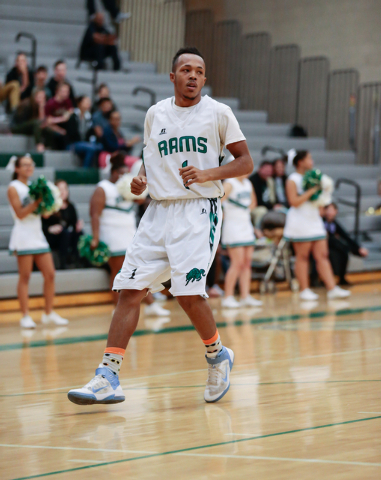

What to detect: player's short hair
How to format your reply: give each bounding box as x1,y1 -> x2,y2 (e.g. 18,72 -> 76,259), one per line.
172,47 -> 204,72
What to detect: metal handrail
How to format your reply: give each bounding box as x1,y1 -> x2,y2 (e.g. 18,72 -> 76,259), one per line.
334,178 -> 361,242
15,32 -> 37,70
132,87 -> 156,111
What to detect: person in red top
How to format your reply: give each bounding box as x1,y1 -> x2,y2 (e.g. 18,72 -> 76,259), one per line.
45,82 -> 74,149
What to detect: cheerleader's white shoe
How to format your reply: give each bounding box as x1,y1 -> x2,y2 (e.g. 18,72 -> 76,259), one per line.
221,296 -> 241,309
327,286 -> 351,299
20,315 -> 36,329
239,296 -> 263,307
144,302 -> 170,317
41,311 -> 69,325
299,289 -> 319,301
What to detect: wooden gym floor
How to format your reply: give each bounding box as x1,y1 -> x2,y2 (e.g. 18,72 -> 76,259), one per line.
1,284 -> 381,479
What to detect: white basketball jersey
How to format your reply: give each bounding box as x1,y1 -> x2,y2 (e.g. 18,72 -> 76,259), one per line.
142,95 -> 246,201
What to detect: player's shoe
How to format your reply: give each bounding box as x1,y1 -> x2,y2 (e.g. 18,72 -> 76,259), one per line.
20,315 -> 36,329
239,295 -> 263,307
327,286 -> 351,299
221,296 -> 240,309
145,302 -> 170,317
67,367 -> 125,405
41,311 -> 69,325
299,288 -> 319,301
204,346 -> 234,403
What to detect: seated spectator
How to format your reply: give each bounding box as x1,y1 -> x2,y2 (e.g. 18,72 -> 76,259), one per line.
86,0 -> 131,24
47,60 -> 76,106
92,83 -> 114,112
10,89 -> 57,152
79,12 -> 121,71
6,52 -> 34,102
323,203 -> 368,285
33,65 -> 51,100
249,160 -> 276,227
67,95 -> 102,167
101,110 -> 140,153
0,79 -> 20,112
92,97 -> 113,137
42,180 -> 83,269
45,82 -> 74,149
273,157 -> 289,209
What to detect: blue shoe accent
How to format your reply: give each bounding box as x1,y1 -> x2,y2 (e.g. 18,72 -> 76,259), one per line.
205,346 -> 234,371
95,367 -> 120,390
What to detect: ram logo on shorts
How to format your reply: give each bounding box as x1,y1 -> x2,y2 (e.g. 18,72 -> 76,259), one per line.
185,268 -> 206,286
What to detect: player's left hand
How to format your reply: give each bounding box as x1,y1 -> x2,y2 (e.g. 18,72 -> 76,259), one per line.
179,166 -> 210,186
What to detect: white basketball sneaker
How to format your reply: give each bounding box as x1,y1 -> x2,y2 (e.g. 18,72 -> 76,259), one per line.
221,296 -> 240,309
327,286 -> 351,299
68,367 -> 125,405
20,315 -> 36,329
145,302 -> 170,317
299,288 -> 319,301
239,295 -> 263,307
204,346 -> 234,403
41,311 -> 69,325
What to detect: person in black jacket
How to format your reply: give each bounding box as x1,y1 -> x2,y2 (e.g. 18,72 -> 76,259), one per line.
323,203 -> 368,285
273,157 -> 289,208
42,180 -> 83,269
5,52 -> 34,101
101,110 -> 140,153
249,160 -> 275,227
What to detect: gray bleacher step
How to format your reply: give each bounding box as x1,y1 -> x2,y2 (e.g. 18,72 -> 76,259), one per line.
334,178 -> 378,196
0,4 -> 87,25
333,195 -> 380,214
338,214 -> 381,233
214,98 -> 240,110
44,151 -> 78,169
321,165 -> 381,180
241,124 -> 291,137
312,151 -> 356,165
0,135 -> 34,151
0,167 -> 54,185
247,137 -> 326,151
235,111 -> 268,124
0,250 -> 17,273
0,268 -> 109,299
0,19 -> 86,38
2,43 -> 78,61
0,227 -> 11,249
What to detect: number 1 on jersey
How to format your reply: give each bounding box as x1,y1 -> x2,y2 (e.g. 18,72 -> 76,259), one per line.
182,161 -> 190,190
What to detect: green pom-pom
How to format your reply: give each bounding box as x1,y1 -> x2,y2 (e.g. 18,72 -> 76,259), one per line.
29,176 -> 55,214
77,235 -> 111,266
302,169 -> 322,201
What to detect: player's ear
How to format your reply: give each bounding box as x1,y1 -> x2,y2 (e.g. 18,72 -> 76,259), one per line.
203,76 -> 207,86
169,72 -> 175,84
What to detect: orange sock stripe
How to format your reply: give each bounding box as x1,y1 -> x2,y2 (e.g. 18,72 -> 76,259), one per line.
202,330 -> 219,345
104,347 -> 126,356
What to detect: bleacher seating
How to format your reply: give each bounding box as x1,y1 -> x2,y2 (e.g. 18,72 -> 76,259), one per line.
0,0 -> 381,299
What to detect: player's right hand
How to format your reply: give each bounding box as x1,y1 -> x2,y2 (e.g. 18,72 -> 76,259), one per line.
131,175 -> 147,195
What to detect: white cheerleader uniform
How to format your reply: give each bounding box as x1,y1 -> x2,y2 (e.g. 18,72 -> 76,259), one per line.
283,172 -> 326,242
8,179 -> 50,255
98,179 -> 137,257
221,178 -> 255,248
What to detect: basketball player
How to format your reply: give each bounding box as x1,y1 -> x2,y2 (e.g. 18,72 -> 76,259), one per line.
68,47 -> 254,405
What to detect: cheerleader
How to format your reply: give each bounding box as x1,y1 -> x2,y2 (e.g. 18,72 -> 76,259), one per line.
90,153 -> 170,316
284,150 -> 350,300
7,156 -> 69,328
221,174 -> 263,308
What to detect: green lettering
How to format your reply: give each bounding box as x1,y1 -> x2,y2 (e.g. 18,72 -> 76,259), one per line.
169,137 -> 178,154
179,136 -> 196,153
158,140 -> 168,157
197,137 -> 208,154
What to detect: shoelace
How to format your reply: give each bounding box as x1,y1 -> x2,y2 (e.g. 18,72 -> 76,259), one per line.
206,364 -> 222,387
85,374 -> 108,391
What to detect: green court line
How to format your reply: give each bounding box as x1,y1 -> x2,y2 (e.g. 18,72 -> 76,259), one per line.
1,379 -> 381,398
2,304 -> 381,353
11,415 -> 381,480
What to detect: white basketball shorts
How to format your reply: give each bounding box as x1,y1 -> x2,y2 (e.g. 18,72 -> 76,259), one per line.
113,197 -> 221,297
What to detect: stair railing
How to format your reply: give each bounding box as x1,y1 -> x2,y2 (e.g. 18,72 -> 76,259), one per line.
15,32 -> 37,70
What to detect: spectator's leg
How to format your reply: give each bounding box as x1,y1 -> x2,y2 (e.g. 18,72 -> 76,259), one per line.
57,230 -> 71,270
101,0 -> 120,19
11,120 -> 36,136
93,45 -> 106,70
74,141 -> 100,167
105,45 -> 121,71
0,81 -> 20,111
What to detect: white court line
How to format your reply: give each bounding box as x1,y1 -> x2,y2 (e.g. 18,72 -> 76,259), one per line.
175,452 -> 381,467
3,346 -> 381,397
2,443 -> 380,468
0,443 -> 155,455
